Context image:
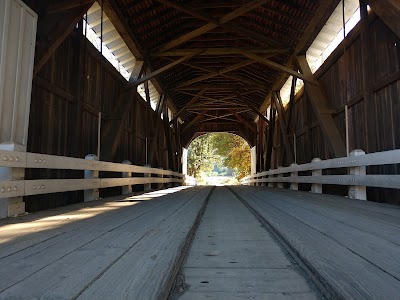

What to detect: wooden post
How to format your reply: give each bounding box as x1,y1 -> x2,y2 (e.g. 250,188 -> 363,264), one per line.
167,169 -> 173,188
122,160 -> 132,195
311,158 -> 322,193
0,1 -> 37,218
290,163 -> 299,190
144,164 -> 152,191
0,143 -> 25,218
84,154 -> 99,202
348,149 -> 367,200
268,174 -> 274,188
277,166 -> 284,188
157,168 -> 164,190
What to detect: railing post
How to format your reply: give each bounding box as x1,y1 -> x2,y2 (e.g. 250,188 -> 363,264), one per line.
144,164 -> 152,191
167,169 -> 173,188
157,168 -> 164,190
122,160 -> 132,195
261,174 -> 267,186
311,158 -> 322,193
0,143 -> 25,218
277,166 -> 284,188
290,163 -> 298,190
348,149 -> 367,200
268,174 -> 274,188
84,154 -> 99,202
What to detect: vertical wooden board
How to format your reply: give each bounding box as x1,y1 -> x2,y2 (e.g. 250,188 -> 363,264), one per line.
348,101 -> 366,151
370,18 -> 400,84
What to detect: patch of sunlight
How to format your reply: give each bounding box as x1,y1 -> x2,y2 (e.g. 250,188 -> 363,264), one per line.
0,186 -> 190,245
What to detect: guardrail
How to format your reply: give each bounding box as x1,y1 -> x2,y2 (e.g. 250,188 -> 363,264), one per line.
0,149 -> 184,201
241,149 -> 400,200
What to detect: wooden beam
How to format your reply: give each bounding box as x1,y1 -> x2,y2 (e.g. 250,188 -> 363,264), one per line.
238,50 -> 319,85
156,0 -> 283,47
296,55 -> 346,158
103,0 -> 178,113
169,89 -> 206,125
258,0 -> 341,114
176,60 -> 254,88
188,106 -> 246,110
274,92 -> 294,163
175,59 -> 270,88
128,51 -> 203,88
156,0 -> 270,51
152,47 -> 289,57
129,61 -> 144,80
34,2 -> 94,75
231,110 -> 257,133
366,0 -> 400,38
181,110 -> 208,135
266,105 -> 276,170
101,93 -> 136,160
47,0 -> 95,14
237,93 -> 269,124
174,85 -> 261,90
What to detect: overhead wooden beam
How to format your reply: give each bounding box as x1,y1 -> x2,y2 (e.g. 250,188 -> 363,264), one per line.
274,92 -> 294,163
231,110 -> 257,133
188,106 -> 247,110
169,89 -> 206,125
238,50 -> 319,85
366,0 -> 400,38
156,0 -> 270,51
296,55 -> 346,157
174,59 -> 271,88
181,110 -> 208,135
152,47 -> 289,57
129,60 -> 144,81
237,93 -> 270,124
258,0 -> 341,114
127,51 -> 203,88
156,0 -> 284,47
103,0 -> 177,113
174,85 -> 261,91
176,60 -> 254,88
34,2 -> 94,75
47,0 -> 94,14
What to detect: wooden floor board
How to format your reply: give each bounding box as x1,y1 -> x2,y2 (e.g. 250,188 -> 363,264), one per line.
0,187 -> 209,299
244,188 -> 400,279
232,186 -> 400,300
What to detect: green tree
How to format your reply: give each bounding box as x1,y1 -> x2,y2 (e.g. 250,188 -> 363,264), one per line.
187,134 -> 220,177
211,133 -> 251,180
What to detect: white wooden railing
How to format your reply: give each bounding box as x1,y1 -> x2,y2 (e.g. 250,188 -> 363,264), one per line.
0,149 -> 186,201
241,149 -> 400,200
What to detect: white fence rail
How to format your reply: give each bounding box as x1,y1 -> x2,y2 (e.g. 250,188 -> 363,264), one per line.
0,149 -> 184,199
241,149 -> 400,200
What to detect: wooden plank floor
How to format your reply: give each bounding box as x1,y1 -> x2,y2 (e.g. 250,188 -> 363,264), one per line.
231,186 -> 400,300
0,186 -> 212,300
173,186 -> 319,300
2,185 -> 400,300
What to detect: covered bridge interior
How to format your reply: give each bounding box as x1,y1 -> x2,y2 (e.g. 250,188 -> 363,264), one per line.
1,0 -> 400,299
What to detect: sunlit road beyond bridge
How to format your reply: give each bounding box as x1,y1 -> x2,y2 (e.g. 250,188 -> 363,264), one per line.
1,185 -> 400,299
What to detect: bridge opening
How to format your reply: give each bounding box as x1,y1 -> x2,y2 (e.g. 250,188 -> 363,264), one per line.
186,133 -> 251,185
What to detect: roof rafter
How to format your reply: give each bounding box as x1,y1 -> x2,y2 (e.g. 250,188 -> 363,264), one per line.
155,0 -> 274,51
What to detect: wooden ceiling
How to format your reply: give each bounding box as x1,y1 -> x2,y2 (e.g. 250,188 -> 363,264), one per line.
27,0 -> 339,146
113,0 -> 320,129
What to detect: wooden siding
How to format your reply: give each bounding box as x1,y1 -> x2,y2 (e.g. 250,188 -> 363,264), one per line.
25,27 -> 178,212
265,16 -> 400,204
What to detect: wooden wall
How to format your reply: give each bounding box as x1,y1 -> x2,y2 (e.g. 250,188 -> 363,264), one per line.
266,15 -> 400,204
25,26 -> 179,212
